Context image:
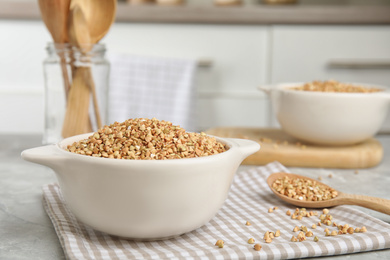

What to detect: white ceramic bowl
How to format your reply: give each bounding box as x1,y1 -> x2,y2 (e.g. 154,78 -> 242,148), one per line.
259,83 -> 390,146
22,133 -> 259,239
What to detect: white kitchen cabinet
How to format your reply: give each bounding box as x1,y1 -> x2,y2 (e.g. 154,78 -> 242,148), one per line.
270,25 -> 390,131
106,24 -> 269,93
0,22 -> 270,133
197,94 -> 269,130
2,21 -> 390,134
0,20 -> 50,134
102,23 -> 270,130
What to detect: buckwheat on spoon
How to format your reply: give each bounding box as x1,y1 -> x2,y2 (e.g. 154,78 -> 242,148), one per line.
267,172 -> 390,215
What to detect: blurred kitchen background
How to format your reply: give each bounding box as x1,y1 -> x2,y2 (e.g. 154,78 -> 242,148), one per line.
0,0 -> 390,135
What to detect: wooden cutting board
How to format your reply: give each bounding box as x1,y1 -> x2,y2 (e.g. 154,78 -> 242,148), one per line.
205,127 -> 383,169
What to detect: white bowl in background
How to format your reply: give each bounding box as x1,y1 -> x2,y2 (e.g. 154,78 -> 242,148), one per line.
22,133 -> 259,239
259,83 -> 390,146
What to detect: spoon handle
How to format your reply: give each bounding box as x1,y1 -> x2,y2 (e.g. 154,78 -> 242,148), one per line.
341,193 -> 390,215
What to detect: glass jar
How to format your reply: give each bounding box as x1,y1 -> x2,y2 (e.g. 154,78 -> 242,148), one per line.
43,43 -> 109,144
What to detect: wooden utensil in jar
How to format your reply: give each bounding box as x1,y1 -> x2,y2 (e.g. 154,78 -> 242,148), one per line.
61,0 -> 117,138
70,0 -> 117,44
37,0 -> 71,99
62,4 -> 93,137
62,1 -> 116,138
74,0 -> 117,131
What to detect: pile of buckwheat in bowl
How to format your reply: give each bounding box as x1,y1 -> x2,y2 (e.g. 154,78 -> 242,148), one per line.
66,117 -> 228,160
289,80 -> 382,93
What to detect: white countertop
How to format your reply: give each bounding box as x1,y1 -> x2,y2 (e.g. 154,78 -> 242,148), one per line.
1,134 -> 389,259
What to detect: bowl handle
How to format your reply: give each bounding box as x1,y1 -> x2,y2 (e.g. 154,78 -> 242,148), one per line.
229,138 -> 260,159
21,145 -> 65,170
257,85 -> 273,95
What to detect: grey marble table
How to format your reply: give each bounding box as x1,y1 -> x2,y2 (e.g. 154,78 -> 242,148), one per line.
1,134 -> 389,260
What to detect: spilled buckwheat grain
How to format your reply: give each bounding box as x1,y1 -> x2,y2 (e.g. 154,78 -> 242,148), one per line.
215,240 -> 224,248
67,118 -> 228,160
254,244 -> 262,251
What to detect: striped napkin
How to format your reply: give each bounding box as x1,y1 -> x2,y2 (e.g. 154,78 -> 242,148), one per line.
108,53 -> 197,132
42,162 -> 390,260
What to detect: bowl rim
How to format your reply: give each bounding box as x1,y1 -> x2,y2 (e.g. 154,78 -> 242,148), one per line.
56,132 -> 235,165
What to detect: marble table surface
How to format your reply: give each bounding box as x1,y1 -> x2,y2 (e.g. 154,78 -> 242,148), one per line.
1,134 -> 389,260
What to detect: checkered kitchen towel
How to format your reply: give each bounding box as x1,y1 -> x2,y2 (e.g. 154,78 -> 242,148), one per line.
42,162 -> 390,259
108,53 -> 197,132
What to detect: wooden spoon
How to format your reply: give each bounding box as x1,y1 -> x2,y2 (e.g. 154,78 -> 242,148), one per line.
69,0 -> 117,130
38,0 -> 71,99
67,4 -> 91,51
62,67 -> 92,137
38,0 -> 70,43
70,0 -> 117,43
62,4 -> 92,138
267,172 -> 390,215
